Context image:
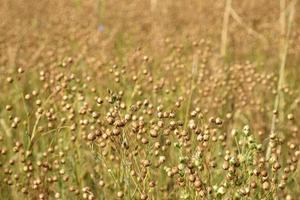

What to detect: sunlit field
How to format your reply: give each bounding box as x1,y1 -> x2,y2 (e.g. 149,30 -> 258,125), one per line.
0,0 -> 300,199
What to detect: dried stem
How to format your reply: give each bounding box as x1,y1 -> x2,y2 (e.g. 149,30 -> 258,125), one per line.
221,0 -> 232,57
266,0 -> 297,159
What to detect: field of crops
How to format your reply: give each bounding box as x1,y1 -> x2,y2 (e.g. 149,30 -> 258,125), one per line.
0,0 -> 300,199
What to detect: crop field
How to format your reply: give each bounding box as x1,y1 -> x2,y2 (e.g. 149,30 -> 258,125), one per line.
0,0 -> 300,199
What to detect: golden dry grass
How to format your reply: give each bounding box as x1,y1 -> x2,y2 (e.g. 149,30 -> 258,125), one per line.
0,0 -> 300,199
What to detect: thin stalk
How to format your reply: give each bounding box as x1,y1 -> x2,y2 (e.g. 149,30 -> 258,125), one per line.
266,0 -> 297,159
150,0 -> 157,12
230,7 -> 267,45
220,0 -> 232,57
184,55 -> 198,130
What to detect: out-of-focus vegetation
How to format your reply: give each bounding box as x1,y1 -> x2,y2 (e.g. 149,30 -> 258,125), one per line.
0,0 -> 300,199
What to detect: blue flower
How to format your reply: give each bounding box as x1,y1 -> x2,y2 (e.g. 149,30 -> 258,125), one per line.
98,24 -> 105,32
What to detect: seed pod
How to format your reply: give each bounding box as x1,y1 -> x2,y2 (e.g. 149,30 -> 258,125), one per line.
150,129 -> 158,138
262,181 -> 270,190
117,191 -> 124,198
